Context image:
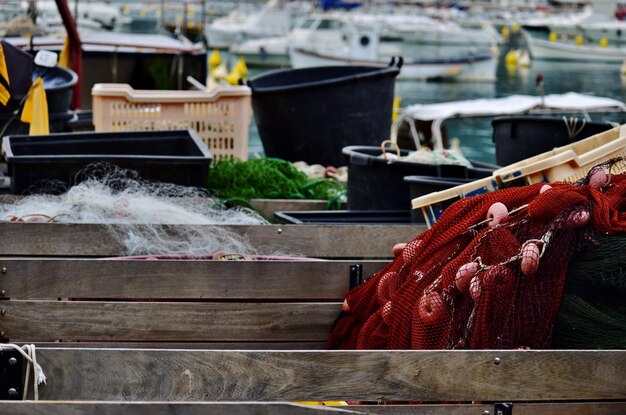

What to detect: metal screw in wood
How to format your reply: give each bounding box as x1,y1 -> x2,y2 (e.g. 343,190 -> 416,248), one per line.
1,267 -> 6,274
493,357 -> 501,365
0,309 -> 5,315
7,388 -> 17,397
8,357 -> 16,365
277,228 -> 282,234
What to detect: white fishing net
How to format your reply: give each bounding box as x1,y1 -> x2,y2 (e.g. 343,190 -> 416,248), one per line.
0,163 -> 268,256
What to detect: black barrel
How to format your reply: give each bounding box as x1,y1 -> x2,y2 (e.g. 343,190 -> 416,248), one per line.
492,116 -> 614,166
343,145 -> 498,211
248,64 -> 400,167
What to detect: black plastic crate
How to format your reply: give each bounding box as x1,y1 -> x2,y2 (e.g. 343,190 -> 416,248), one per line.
2,129 -> 212,194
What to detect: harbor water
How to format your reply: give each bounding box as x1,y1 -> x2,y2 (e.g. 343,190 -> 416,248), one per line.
245,42 -> 626,165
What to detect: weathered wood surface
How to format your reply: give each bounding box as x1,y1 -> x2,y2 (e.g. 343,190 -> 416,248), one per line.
26,349 -> 626,401
0,259 -> 386,299
1,301 -> 341,341
0,402 -> 362,415
348,403 -> 626,415
0,223 -> 424,258
1,402 -> 625,415
32,342 -> 327,350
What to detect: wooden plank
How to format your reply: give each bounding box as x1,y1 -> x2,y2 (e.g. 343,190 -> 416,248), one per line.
31,342 -> 327,350
26,349 -> 626,401
0,402 -> 364,415
1,402 -> 624,415
0,223 -> 424,258
345,403 -> 626,415
0,259 -> 386,299
1,300 -> 341,341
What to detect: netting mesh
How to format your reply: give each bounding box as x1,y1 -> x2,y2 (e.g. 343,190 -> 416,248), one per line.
329,159 -> 626,350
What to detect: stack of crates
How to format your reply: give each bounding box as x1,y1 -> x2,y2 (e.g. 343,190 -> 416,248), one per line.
412,124 -> 626,228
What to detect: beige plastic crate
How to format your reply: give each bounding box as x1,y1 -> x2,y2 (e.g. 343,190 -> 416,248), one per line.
92,83 -> 252,161
495,124 -> 626,185
412,124 -> 626,228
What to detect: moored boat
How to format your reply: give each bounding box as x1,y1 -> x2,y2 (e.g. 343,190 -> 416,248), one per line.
524,30 -> 626,62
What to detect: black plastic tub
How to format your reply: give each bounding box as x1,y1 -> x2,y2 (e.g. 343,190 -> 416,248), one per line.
2,129 -> 212,194
343,145 -> 499,210
37,65 -> 78,113
405,175 -> 473,223
274,209 -> 414,224
492,116 -> 614,166
247,64 -> 400,167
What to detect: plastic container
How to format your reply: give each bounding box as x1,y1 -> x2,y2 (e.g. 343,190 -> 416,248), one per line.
411,125 -> 626,228
343,145 -> 498,210
411,176 -> 500,228
405,175 -> 473,222
495,124 -> 626,186
274,209 -> 413,224
2,129 -> 212,194
492,116 -> 614,166
38,66 -> 78,114
247,64 -> 400,167
91,83 -> 251,161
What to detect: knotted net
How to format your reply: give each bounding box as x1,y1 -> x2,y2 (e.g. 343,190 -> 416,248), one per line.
328,158 -> 626,350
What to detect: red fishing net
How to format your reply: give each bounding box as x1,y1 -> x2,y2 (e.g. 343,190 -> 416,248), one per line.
328,159 -> 626,350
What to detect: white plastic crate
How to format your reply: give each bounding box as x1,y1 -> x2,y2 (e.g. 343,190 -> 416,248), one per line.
92,83 -> 252,161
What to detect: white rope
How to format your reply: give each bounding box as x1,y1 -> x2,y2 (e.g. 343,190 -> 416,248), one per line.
563,116 -> 586,140
0,344 -> 46,400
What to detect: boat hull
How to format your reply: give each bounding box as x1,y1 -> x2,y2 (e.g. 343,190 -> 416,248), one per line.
526,33 -> 626,62
289,47 -> 496,82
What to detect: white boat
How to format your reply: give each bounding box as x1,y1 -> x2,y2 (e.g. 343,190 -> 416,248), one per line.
524,30 -> 626,63
288,15 -> 497,82
205,0 -> 312,49
394,17 -> 503,46
229,36 -> 290,68
550,20 -> 626,44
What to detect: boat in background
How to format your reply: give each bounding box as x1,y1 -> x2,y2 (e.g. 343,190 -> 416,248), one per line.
229,36 -> 290,68
524,30 -> 626,62
288,15 -> 497,81
205,0 -> 312,49
5,33 -> 207,109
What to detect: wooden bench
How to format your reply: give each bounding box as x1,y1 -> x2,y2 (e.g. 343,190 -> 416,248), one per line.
0,222 -> 624,414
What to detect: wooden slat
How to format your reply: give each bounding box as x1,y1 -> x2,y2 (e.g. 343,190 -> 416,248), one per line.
1,402 -> 625,415
25,349 -> 626,401
0,259 -> 386,299
0,223 -> 424,258
347,403 -> 626,415
1,301 -> 341,341
0,402 -> 363,415
31,342 -> 327,350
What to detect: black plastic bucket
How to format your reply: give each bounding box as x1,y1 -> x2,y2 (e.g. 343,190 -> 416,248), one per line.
343,145 -> 498,210
248,64 -> 400,167
492,116 -> 614,167
37,65 -> 78,114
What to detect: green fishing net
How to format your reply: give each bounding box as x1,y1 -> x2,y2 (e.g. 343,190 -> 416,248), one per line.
207,158 -> 346,208
552,233 -> 626,349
